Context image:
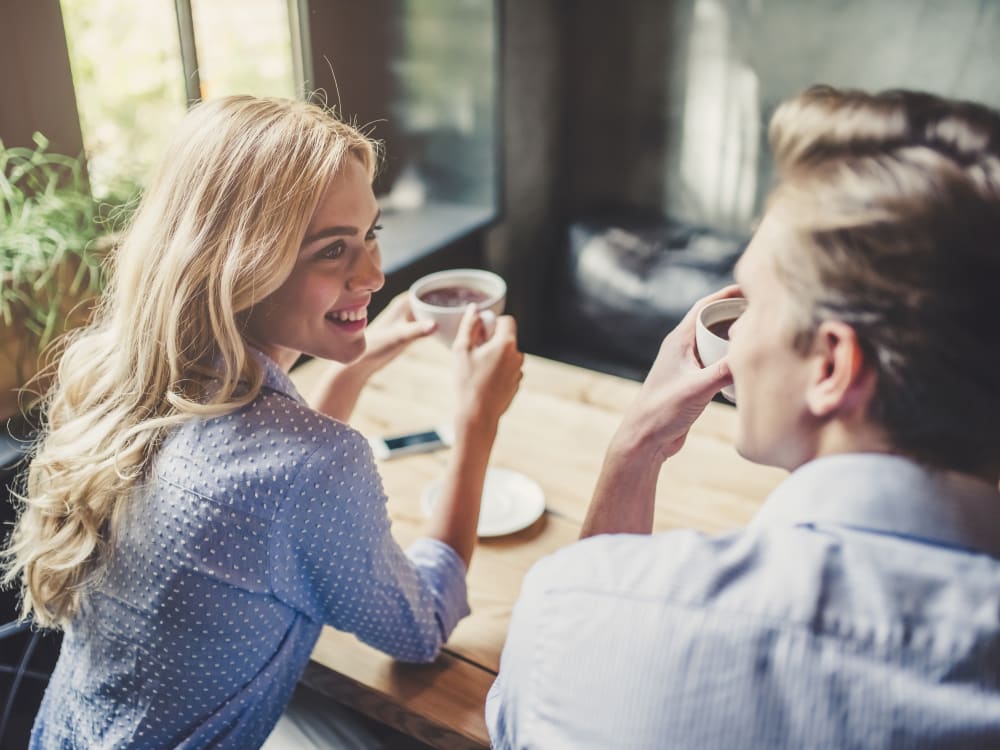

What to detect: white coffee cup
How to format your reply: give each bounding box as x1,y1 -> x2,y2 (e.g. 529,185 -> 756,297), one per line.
409,269 -> 507,344
695,297 -> 747,403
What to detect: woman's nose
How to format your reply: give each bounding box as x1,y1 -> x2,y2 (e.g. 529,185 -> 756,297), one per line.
347,248 -> 385,294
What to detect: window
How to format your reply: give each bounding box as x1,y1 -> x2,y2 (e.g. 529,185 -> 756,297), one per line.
663,0 -> 1000,236
307,0 -> 501,271
59,0 -> 187,197
59,0 -> 300,197
189,0 -> 298,100
56,0 -> 500,270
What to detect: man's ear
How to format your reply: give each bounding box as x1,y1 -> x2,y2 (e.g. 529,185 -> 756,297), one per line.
805,321 -> 874,418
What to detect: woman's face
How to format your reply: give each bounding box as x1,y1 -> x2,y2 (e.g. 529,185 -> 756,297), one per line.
245,156 -> 384,371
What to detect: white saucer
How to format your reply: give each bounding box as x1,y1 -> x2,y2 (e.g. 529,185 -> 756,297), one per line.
420,468 -> 546,537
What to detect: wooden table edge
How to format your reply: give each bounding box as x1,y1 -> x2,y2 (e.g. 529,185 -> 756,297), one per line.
303,642 -> 495,750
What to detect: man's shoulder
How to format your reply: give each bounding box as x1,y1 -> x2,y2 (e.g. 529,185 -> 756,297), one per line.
524,527 -> 754,606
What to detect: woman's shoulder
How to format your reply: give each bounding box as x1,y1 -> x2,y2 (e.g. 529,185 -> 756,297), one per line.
160,389 -> 375,487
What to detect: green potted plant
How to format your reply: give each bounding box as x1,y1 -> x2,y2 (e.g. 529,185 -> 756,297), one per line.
0,133 -> 131,420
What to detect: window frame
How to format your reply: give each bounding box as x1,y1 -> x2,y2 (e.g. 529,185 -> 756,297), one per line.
1,0 -> 502,276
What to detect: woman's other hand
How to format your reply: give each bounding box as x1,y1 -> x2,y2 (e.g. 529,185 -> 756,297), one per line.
426,304 -> 523,566
451,304 -> 523,434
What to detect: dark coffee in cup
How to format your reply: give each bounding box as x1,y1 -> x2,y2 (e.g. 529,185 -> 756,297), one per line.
410,268 -> 507,343
418,285 -> 491,308
707,317 -> 737,340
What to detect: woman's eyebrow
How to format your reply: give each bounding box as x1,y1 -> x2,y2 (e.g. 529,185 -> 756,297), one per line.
302,225 -> 358,246
302,210 -> 381,247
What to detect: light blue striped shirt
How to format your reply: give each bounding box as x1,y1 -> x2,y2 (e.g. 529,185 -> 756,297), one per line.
487,453 -> 1000,749
31,350 -> 469,749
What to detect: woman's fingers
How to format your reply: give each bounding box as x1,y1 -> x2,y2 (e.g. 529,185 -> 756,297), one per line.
392,319 -> 437,346
375,292 -> 413,324
452,304 -> 483,352
492,314 -> 516,343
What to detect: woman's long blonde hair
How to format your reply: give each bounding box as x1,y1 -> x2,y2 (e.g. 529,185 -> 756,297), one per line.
3,96 -> 377,627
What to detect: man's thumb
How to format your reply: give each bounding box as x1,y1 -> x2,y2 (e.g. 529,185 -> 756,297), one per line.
690,357 -> 733,401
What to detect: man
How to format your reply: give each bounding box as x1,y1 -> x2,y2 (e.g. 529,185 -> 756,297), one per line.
486,86 -> 1000,748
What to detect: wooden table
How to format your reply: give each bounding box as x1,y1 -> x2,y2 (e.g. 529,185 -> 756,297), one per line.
289,339 -> 786,749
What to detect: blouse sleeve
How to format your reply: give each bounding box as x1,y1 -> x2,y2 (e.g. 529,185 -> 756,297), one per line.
267,424 -> 470,663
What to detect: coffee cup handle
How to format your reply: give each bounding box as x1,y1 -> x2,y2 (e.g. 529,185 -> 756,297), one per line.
479,309 -> 497,338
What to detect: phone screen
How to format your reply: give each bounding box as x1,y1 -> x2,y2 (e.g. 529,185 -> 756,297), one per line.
383,430 -> 443,451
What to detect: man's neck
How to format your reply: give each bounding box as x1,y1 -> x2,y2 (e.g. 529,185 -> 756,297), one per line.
805,417 -> 894,467
808,421 -> 1000,487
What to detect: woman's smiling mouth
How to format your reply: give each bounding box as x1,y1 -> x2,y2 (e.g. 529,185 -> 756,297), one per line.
325,305 -> 368,331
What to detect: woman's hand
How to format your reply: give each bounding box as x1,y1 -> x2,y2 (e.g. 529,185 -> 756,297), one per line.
356,292 -> 437,378
308,293 -> 436,422
450,305 -> 524,435
613,285 -> 743,463
425,305 -> 523,567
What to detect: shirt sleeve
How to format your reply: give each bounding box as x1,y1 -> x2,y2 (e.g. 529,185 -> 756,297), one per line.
267,425 -> 470,663
486,551 -> 555,749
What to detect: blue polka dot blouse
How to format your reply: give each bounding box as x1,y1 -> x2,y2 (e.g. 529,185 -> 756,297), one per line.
30,349 -> 470,749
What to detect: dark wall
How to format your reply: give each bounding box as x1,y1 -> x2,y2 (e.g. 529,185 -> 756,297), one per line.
484,0 -> 677,351
303,0 -> 399,192
482,0 -> 564,352
484,0 -> 1000,354
0,0 -> 84,155
559,1 -> 676,215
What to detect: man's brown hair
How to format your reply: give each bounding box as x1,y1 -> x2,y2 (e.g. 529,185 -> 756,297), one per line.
767,85 -> 1000,475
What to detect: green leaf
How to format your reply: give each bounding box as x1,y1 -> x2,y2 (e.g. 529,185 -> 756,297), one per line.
1,133 -> 136,354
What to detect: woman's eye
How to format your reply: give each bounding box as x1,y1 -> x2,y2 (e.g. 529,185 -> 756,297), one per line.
316,241 -> 346,260
365,224 -> 383,241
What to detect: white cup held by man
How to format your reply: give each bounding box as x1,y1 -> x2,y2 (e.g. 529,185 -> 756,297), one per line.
695,297 -> 747,403
409,269 -> 507,344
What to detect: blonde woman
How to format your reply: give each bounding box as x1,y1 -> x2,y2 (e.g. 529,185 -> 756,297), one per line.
3,96 -> 523,749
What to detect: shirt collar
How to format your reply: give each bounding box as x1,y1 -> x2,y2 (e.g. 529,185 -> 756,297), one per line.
247,347 -> 307,406
752,452 -> 1000,557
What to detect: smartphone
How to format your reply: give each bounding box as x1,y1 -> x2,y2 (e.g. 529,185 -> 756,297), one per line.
369,426 -> 453,460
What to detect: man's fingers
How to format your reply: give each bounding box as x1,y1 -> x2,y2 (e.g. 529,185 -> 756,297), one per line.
679,284 -> 744,333
688,356 -> 733,401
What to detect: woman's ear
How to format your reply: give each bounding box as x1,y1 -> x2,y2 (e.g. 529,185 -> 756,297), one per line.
804,321 -> 875,418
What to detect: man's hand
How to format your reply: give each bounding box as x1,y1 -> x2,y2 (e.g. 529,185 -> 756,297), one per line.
615,284 -> 742,463
581,285 -> 742,538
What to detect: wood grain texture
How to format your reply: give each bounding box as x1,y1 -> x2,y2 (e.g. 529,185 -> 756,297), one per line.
291,339 -> 787,749
302,633 -> 494,750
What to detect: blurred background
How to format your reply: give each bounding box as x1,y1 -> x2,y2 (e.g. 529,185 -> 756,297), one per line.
3,1 -> 1000,746
5,0 -> 1000,368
